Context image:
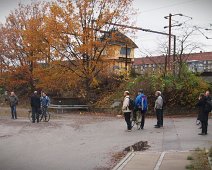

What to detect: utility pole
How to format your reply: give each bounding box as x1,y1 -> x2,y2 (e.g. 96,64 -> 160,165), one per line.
168,14 -> 172,71
173,35 -> 176,75
164,13 -> 192,74
125,44 -> 128,71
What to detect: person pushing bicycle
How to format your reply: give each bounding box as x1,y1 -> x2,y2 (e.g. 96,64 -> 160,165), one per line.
40,92 -> 50,121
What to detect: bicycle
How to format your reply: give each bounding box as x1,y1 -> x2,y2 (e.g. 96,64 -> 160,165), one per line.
131,110 -> 141,130
28,108 -> 50,122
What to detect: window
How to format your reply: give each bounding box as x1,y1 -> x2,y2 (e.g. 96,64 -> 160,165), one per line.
120,47 -> 131,55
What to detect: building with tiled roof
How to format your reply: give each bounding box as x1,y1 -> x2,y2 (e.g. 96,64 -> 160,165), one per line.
133,52 -> 212,74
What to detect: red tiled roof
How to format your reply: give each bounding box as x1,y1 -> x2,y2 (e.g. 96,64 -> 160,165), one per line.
134,52 -> 212,65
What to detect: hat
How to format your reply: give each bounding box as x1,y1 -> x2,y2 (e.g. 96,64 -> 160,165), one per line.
124,91 -> 130,95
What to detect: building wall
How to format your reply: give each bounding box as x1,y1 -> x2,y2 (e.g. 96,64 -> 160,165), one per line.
102,44 -> 135,71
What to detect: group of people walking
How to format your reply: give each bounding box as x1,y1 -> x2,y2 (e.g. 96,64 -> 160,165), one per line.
6,91 -> 50,123
122,89 -> 164,131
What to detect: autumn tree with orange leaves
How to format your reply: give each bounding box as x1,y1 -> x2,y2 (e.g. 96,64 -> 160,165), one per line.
0,2 -> 50,94
0,0 -> 136,98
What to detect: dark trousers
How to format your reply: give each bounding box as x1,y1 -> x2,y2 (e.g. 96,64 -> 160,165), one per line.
156,109 -> 163,127
124,112 -> 132,130
41,106 -> 47,116
10,105 -> 17,119
161,109 -> 164,126
32,107 -> 40,123
201,120 -> 207,134
200,112 -> 209,134
140,111 -> 146,129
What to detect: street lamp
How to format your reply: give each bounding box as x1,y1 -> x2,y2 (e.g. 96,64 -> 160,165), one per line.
164,13 -> 183,19
164,23 -> 182,29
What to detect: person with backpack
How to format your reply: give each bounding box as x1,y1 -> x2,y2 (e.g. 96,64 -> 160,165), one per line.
122,91 -> 132,132
8,92 -> 19,119
154,91 -> 163,128
133,89 -> 148,129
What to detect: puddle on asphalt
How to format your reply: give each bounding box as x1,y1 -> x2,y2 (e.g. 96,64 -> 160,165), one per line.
124,141 -> 150,152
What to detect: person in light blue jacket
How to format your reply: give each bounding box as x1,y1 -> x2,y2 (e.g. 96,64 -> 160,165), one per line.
40,92 -> 50,121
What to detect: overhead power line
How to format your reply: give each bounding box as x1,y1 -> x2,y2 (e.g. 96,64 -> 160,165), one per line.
141,0 -> 199,13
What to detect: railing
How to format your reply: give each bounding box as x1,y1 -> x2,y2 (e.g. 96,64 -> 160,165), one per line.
48,104 -> 89,113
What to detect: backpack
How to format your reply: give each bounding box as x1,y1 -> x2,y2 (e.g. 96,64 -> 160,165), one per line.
128,97 -> 135,110
140,95 -> 148,111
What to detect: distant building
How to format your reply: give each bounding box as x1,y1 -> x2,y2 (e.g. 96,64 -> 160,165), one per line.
133,52 -> 212,75
101,29 -> 138,72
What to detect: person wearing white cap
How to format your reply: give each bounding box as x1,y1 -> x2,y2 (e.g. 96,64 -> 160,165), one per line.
122,91 -> 132,131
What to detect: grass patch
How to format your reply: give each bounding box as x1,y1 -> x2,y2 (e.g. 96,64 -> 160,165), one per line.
209,147 -> 212,157
186,148 -> 210,170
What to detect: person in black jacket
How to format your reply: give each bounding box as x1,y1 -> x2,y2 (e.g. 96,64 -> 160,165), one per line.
196,93 -> 209,135
204,90 -> 212,132
31,91 -> 41,123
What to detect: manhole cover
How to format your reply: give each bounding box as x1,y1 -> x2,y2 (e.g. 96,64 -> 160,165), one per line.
124,141 -> 150,152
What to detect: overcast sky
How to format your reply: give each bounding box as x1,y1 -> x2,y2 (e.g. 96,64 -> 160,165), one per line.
0,0 -> 212,57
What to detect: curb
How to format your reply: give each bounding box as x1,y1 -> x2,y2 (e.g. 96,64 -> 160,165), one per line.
112,150 -> 192,170
112,152 -> 135,170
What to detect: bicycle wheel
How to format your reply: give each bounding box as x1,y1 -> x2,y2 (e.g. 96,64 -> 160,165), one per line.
40,112 -> 50,122
45,112 -> 50,122
196,119 -> 201,125
131,113 -> 135,128
131,120 -> 135,128
28,110 -> 33,122
136,112 -> 141,130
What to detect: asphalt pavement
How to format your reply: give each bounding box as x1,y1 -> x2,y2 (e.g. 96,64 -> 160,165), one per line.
0,114 -> 211,170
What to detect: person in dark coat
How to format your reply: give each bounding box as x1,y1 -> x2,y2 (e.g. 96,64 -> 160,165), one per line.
31,91 -> 41,123
196,93 -> 209,135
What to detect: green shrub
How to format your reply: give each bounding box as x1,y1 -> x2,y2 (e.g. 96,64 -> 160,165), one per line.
187,156 -> 194,160
133,66 -> 209,109
209,147 -> 212,157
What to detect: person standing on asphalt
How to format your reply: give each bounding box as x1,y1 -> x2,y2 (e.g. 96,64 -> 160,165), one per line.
160,93 -> 165,127
31,91 -> 41,123
8,92 -> 18,119
154,91 -> 163,128
197,91 -> 211,135
134,89 -> 148,129
40,92 -> 50,121
205,90 -> 212,132
122,91 -> 132,132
